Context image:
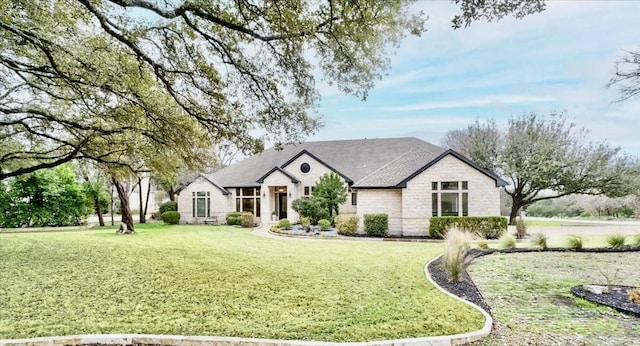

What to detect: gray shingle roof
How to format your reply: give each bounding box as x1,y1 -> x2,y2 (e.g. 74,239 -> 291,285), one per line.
206,137 -> 446,187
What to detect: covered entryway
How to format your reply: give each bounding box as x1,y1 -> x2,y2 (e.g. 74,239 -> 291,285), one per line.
273,186 -> 288,220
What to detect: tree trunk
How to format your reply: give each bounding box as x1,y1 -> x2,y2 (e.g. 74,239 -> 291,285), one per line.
113,178 -> 135,233
143,178 -> 151,220
95,196 -> 105,227
168,186 -> 175,202
110,184 -> 115,226
509,199 -> 522,225
138,177 -> 145,224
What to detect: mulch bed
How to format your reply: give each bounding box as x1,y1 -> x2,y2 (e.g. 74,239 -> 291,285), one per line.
571,285 -> 640,317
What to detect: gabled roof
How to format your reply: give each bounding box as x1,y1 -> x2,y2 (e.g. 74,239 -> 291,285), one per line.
207,137 -> 444,187
256,166 -> 301,184
280,149 -> 353,184
176,173 -> 230,195
395,149 -> 508,188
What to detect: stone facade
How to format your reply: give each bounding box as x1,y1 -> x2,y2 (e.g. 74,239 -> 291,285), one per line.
356,189 -> 403,236
176,176 -> 230,224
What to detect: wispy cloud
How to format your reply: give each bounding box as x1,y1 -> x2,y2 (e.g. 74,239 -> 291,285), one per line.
379,95 -> 556,112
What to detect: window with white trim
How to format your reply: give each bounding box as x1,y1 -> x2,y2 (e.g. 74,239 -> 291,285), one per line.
303,186 -> 315,197
192,191 -> 211,218
235,187 -> 261,217
431,181 -> 468,217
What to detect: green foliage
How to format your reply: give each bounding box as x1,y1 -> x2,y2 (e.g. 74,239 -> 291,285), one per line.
226,212 -> 243,226
632,234 -> 640,247
292,197 -> 329,225
566,235 -> 583,250
241,212 -> 254,228
442,228 -> 474,282
335,215 -> 359,236
278,218 -> 291,230
159,201 -> 178,215
161,211 -> 180,225
442,113 -> 638,225
318,219 -> 331,231
530,233 -> 548,250
605,233 -> 627,249
313,172 -> 348,219
300,217 -> 311,230
429,216 -> 507,239
499,234 -> 517,249
364,214 -> 388,237
0,166 -> 92,227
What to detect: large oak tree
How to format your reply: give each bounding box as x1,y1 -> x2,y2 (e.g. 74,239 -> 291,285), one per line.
442,113 -> 638,225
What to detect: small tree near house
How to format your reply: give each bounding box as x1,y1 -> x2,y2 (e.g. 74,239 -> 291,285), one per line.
313,172 -> 348,221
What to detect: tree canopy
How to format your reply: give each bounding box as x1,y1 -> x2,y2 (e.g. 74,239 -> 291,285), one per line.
442,113 -> 638,224
313,172 -> 348,219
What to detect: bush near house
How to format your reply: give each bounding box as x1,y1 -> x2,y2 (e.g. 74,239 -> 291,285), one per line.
429,216 -> 507,239
161,211 -> 180,225
226,212 -> 243,226
335,215 -> 359,236
159,201 -> 178,216
278,218 -> 291,230
364,214 -> 388,237
241,212 -> 254,228
318,219 -> 331,231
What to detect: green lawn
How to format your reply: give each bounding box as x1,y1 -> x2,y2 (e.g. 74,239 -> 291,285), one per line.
0,224 -> 482,341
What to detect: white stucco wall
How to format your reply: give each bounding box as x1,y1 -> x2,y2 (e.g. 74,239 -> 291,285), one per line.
176,176 -> 230,224
261,170 -> 298,223
401,154 -> 501,235
356,189 -> 403,236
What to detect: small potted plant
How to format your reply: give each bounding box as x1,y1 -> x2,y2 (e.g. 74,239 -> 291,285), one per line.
271,210 -> 278,221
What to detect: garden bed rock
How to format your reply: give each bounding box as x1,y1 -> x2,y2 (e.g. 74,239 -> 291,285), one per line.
571,285 -> 640,317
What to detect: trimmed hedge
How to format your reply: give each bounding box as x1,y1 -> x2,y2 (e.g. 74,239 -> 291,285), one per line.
226,212 -> 243,226
318,219 -> 331,231
159,201 -> 177,217
278,218 -> 291,230
335,215 -> 359,236
429,216 -> 507,239
161,211 -> 180,225
364,214 -> 388,237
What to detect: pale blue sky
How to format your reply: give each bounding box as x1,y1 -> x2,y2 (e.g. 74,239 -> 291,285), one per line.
310,1 -> 640,155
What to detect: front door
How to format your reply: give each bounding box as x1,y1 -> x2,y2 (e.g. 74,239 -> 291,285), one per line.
278,193 -> 287,219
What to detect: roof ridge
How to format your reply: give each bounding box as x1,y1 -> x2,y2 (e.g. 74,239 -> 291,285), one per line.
353,146 -> 423,186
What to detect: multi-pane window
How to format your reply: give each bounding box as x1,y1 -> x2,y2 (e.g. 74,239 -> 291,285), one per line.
351,191 -> 357,206
303,186 -> 315,197
431,181 -> 468,217
192,191 -> 211,218
235,187 -> 261,217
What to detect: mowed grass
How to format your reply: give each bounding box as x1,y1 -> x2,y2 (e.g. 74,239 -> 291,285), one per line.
0,224 -> 482,341
468,252 -> 640,345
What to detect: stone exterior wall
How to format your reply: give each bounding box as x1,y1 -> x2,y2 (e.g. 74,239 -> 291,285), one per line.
356,189 -> 403,236
402,155 -> 501,235
176,176 -> 230,224
261,170 -> 296,223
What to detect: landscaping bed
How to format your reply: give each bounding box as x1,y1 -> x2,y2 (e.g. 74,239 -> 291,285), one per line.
571,285 -> 640,317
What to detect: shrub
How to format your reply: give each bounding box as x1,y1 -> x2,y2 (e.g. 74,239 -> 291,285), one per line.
566,235 -> 583,250
580,211 -> 591,218
631,234 -> 640,247
476,239 -> 489,250
241,212 -> 254,228
269,225 -> 280,233
499,234 -> 517,249
515,218 -> 528,239
278,218 -> 291,230
300,217 -> 311,230
429,216 -> 507,239
364,214 -> 388,237
530,233 -> 548,250
335,214 -> 359,236
442,228 -> 474,282
159,201 -> 178,216
225,212 -> 243,226
161,211 -> 180,225
291,197 -> 329,225
318,219 -> 331,231
606,233 -> 627,249
628,288 -> 640,303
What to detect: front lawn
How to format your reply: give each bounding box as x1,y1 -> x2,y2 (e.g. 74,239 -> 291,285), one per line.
0,224 -> 482,342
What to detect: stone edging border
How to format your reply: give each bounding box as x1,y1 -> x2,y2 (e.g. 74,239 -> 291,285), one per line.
0,255 -> 492,346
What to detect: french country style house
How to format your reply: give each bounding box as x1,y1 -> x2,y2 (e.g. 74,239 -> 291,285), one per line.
176,137 -> 506,235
